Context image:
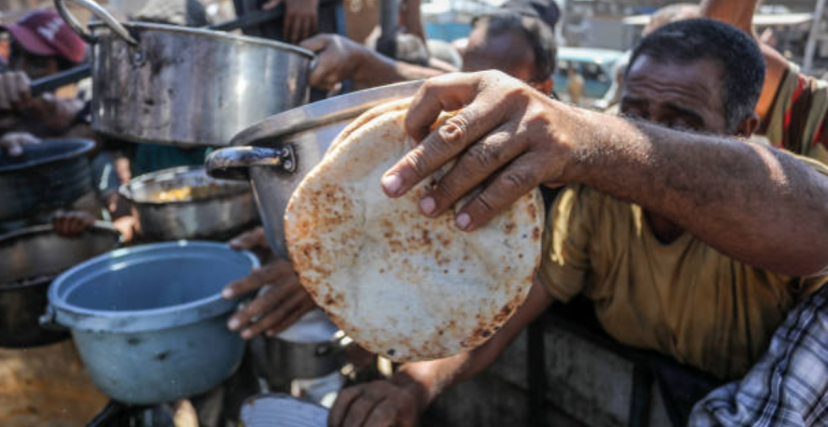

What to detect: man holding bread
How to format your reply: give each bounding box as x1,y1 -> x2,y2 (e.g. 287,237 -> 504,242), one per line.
222,8 -> 559,341
328,19 -> 828,427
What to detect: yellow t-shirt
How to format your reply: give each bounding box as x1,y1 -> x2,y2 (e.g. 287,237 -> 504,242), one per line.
538,184 -> 828,380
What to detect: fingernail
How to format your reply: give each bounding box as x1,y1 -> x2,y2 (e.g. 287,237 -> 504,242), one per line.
227,318 -> 240,330
382,174 -> 401,195
419,197 -> 436,215
241,329 -> 253,340
222,288 -> 234,299
456,213 -> 471,230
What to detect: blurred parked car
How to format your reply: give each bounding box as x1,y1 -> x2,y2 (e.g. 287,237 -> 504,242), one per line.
553,47 -> 624,103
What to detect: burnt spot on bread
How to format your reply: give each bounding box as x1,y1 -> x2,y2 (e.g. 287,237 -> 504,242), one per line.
532,227 -> 541,241
435,233 -> 452,247
527,203 -> 538,220
493,302 -> 517,323
421,229 -> 432,246
504,222 -> 516,234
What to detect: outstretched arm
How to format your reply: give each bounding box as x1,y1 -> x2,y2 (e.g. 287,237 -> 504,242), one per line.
386,71 -> 828,277
300,34 -> 443,90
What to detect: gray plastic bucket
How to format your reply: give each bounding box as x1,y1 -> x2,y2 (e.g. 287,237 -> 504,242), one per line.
45,241 -> 259,404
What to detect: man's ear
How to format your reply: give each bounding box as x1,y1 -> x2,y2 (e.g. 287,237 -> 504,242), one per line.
735,112 -> 761,137
534,77 -> 554,96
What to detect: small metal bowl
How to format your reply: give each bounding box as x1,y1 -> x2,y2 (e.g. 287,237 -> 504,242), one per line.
120,166 -> 259,241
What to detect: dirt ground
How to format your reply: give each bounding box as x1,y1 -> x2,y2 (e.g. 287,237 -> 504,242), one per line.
0,340 -> 108,427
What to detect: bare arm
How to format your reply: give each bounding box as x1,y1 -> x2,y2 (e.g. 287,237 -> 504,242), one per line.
328,280 -> 553,427
700,0 -> 788,122
385,71 -> 828,277
350,47 -> 443,89
300,34 -> 443,91
400,0 -> 426,43
570,109 -> 828,276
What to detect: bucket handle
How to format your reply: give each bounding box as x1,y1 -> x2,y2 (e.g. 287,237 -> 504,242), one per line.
205,146 -> 296,181
54,0 -> 138,46
39,306 -> 68,331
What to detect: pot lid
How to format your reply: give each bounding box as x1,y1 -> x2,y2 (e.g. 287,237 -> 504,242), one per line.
275,309 -> 339,344
230,81 -> 424,147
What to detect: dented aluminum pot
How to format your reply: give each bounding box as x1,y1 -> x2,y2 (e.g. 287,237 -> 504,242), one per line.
0,223 -> 120,348
206,81 -> 423,257
55,0 -> 313,146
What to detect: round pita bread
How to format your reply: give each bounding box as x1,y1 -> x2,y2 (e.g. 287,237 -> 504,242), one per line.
284,99 -> 544,362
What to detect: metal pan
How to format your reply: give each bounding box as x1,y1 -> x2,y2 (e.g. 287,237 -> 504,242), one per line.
54,0 -> 314,147
29,6 -> 291,97
205,81 -> 423,256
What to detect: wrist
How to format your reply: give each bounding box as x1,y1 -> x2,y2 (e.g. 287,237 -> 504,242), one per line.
390,368 -> 433,412
549,101 -> 596,184
350,46 -> 374,84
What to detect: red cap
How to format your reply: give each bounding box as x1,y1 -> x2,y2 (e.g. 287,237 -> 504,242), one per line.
2,9 -> 86,64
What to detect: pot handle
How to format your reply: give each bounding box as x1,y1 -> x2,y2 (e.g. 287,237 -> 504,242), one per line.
39,306 -> 68,331
205,146 -> 296,181
315,331 -> 353,357
54,0 -> 138,46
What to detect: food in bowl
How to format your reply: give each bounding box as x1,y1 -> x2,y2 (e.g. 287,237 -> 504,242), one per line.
148,182 -> 226,203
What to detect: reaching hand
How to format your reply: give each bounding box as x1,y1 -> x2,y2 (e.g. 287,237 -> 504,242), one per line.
0,131 -> 39,156
264,0 -> 319,44
222,258 -> 316,339
52,211 -> 96,238
300,34 -> 367,90
328,380 -> 426,427
383,70 -> 580,231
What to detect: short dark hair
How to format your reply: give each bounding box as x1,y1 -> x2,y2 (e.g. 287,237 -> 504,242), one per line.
627,18 -> 765,132
473,11 -> 557,82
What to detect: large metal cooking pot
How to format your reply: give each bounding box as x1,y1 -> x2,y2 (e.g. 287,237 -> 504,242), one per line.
55,0 -> 314,146
120,166 -> 258,241
0,139 -> 94,222
0,223 -> 120,347
206,81 -> 423,256
43,241 -> 259,405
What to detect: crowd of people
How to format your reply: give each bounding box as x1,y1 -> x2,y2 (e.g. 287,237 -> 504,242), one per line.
4,0 -> 828,426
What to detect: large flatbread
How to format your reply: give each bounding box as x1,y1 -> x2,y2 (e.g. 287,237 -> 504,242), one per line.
284,99 -> 544,362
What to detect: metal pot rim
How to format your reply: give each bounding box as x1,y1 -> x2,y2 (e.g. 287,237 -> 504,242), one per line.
0,222 -> 122,289
229,80 -> 424,147
48,241 -> 259,332
119,165 -> 251,206
89,21 -> 315,60
0,138 -> 94,174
